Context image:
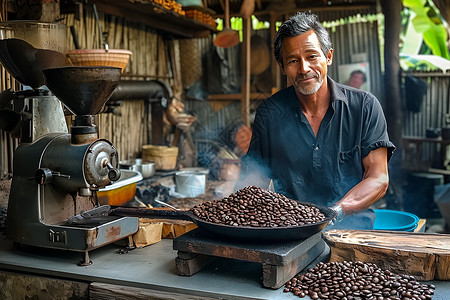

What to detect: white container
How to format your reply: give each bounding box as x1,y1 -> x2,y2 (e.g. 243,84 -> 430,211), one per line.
179,167 -> 209,175
175,171 -> 206,197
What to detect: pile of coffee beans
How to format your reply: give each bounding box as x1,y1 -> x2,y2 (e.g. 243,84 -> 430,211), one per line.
284,261 -> 435,299
191,185 -> 326,227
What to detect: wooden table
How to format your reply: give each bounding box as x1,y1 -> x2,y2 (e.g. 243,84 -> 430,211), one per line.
1,232 -> 450,299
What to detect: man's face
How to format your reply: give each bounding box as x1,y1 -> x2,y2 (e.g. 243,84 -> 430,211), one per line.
279,30 -> 332,96
349,73 -> 364,89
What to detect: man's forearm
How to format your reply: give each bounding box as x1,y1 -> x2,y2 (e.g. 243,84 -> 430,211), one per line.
335,173 -> 389,216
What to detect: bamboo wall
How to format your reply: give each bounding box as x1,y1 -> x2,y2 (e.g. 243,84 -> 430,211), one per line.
60,8 -> 180,161
0,73 -> 19,179
0,7 -> 187,178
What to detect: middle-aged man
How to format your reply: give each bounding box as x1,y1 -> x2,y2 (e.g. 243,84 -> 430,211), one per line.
237,12 -> 395,229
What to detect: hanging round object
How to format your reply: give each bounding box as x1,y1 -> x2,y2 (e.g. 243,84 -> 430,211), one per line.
250,35 -> 270,75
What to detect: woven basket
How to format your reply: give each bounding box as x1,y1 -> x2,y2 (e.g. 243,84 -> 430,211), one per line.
142,145 -> 178,170
180,39 -> 201,88
65,49 -> 132,73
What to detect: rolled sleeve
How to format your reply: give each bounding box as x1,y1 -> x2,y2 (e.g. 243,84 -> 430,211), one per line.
361,93 -> 396,161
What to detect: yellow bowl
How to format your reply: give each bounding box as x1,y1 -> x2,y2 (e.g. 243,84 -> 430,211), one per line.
97,170 -> 142,205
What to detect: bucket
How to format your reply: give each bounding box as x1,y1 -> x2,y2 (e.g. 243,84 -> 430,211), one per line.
175,171 -> 206,197
373,209 -> 420,232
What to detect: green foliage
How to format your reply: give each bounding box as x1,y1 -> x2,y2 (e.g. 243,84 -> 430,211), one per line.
215,16 -> 269,32
215,16 -> 270,42
402,0 -> 449,59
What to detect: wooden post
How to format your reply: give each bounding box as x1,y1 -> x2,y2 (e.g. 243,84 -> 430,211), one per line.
241,17 -> 251,127
382,0 -> 402,145
381,0 -> 403,205
433,0 -> 450,25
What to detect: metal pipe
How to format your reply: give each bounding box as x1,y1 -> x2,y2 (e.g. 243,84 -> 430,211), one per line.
109,79 -> 173,104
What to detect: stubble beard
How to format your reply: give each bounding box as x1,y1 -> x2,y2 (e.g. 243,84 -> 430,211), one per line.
296,75 -> 323,95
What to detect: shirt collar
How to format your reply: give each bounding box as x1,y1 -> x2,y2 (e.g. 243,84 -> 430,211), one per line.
327,76 -> 348,106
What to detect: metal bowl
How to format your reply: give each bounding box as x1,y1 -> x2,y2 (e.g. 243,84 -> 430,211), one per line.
120,159 -> 156,178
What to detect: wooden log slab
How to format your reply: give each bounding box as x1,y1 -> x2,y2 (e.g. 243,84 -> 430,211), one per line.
323,229 -> 450,281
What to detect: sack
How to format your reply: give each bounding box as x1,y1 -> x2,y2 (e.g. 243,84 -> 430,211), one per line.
405,75 -> 428,113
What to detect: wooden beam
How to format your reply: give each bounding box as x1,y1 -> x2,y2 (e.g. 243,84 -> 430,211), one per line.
216,5 -> 374,19
90,0 -> 215,38
241,17 -> 251,127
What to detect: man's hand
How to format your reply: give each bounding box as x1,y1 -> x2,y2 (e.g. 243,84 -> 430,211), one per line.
235,125 -> 252,154
329,204 -> 345,225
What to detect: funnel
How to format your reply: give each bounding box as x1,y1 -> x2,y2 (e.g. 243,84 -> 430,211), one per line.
42,66 -> 121,116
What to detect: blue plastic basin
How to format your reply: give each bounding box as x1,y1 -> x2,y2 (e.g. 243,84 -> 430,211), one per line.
373,209 -> 420,231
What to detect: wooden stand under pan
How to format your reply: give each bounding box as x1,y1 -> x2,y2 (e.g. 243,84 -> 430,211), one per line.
173,228 -> 326,289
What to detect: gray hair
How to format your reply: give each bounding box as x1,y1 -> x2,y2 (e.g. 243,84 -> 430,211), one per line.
274,12 -> 332,66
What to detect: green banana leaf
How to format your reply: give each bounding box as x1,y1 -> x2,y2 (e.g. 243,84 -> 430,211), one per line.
402,0 -> 449,59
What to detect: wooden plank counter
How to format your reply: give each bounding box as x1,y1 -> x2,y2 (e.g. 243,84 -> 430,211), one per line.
323,229 -> 450,281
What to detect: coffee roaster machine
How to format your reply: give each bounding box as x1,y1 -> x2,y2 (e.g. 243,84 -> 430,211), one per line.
0,21 -> 138,265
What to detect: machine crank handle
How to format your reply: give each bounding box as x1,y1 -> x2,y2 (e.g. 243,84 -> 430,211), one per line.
34,168 -> 70,184
105,161 -> 121,181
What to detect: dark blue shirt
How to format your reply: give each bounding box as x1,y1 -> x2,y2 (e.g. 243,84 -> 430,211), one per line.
241,77 -> 395,228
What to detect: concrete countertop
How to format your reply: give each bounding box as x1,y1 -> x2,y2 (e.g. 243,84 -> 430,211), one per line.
0,233 -> 449,300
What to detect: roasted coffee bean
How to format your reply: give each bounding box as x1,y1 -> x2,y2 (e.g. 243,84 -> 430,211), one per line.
284,261 -> 436,299
192,186 -> 326,227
